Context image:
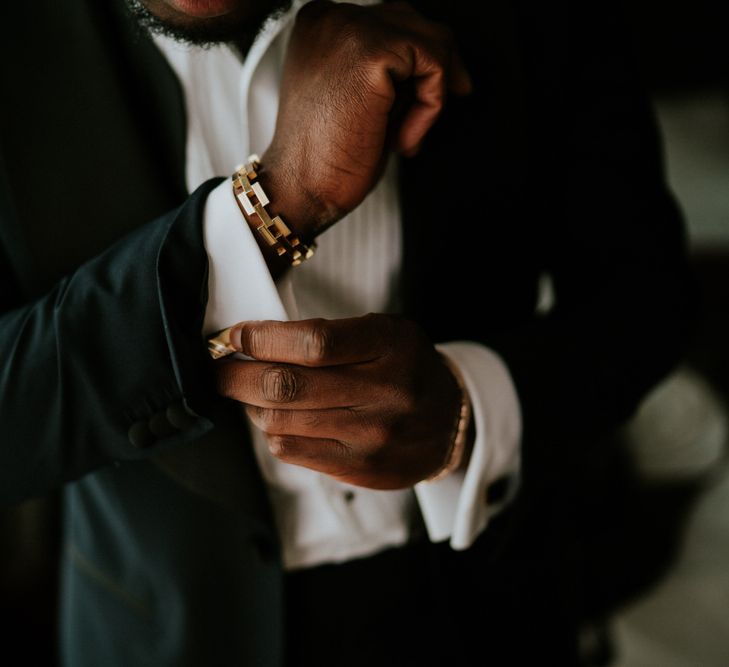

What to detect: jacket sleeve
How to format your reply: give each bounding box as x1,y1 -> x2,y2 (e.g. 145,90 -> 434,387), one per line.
0,178 -> 226,505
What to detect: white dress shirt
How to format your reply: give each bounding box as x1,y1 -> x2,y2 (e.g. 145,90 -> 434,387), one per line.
154,0 -> 521,571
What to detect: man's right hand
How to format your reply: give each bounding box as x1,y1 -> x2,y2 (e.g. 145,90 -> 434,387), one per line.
256,0 -> 472,240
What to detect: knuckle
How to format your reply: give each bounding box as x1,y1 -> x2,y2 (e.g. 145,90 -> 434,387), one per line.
382,312 -> 403,337
267,434 -> 292,459
391,380 -> 418,413
362,312 -> 384,327
333,25 -> 373,70
333,440 -> 356,467
248,404 -> 267,425
257,407 -> 287,433
400,391 -> 419,415
367,312 -> 397,357
397,316 -> 426,351
360,443 -> 387,470
385,1 -> 416,18
240,325 -> 267,359
260,365 -> 300,404
297,0 -> 328,23
302,2 -> 362,43
214,365 -> 237,397
302,411 -> 322,429
302,320 -> 332,364
319,438 -> 354,471
370,419 -> 395,446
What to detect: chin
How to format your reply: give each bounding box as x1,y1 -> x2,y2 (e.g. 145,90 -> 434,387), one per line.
128,0 -> 292,46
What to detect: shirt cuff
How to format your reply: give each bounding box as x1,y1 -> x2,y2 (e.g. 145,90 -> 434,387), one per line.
202,178 -> 290,334
414,341 -> 522,550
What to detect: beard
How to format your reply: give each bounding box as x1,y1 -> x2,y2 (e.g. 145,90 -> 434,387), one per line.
124,0 -> 294,49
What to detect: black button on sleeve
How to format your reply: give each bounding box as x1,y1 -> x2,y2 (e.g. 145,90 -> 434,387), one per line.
128,420 -> 156,449
166,401 -> 198,431
149,411 -> 178,438
486,476 -> 513,505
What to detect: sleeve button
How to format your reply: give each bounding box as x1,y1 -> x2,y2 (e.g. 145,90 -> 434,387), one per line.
149,411 -> 178,438
128,421 -> 156,449
486,476 -> 512,505
166,401 -> 198,430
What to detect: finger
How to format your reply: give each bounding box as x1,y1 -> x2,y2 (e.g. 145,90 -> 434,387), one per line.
246,404 -> 393,445
216,360 -> 375,409
375,7 -> 471,154
449,49 -> 473,96
228,314 -> 395,367
398,70 -> 445,154
381,3 -> 473,97
265,434 -> 397,489
395,47 -> 473,155
265,433 -> 356,478
394,46 -> 447,155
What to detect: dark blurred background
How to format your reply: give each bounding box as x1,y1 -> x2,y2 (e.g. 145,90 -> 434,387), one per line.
605,2 -> 729,665
2,1 -> 729,665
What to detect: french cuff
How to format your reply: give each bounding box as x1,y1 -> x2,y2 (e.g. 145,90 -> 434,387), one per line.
202,178 -> 290,335
414,341 -> 522,550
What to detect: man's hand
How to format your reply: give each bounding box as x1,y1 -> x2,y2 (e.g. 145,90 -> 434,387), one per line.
258,0 -> 472,238
214,314 -> 465,489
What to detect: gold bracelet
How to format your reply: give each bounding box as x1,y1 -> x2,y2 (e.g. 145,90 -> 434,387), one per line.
426,355 -> 472,482
232,155 -> 316,267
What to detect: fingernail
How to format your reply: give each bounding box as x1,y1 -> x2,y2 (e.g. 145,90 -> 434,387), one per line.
229,325 -> 243,351
401,143 -> 421,158
454,70 -> 474,96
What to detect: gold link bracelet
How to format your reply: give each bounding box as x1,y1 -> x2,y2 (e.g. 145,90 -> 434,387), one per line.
232,155 -> 316,267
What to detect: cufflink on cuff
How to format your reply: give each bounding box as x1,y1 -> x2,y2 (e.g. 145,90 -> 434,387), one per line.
206,326 -> 237,360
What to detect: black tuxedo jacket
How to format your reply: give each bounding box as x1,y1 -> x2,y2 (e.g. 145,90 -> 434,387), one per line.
0,1 -> 694,664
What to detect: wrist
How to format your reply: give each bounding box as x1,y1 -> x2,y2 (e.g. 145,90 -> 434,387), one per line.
259,148 -> 345,238
231,156 -> 317,278
427,355 -> 473,482
257,162 -> 313,242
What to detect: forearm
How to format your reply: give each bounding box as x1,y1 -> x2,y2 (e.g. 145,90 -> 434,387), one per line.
0,181 -> 220,504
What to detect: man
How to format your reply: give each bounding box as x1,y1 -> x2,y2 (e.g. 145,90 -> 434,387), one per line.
0,0 -> 694,665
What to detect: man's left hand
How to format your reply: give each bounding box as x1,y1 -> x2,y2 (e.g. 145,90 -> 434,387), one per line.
214,314 -> 463,489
